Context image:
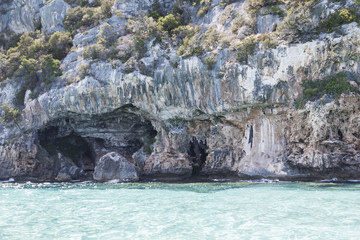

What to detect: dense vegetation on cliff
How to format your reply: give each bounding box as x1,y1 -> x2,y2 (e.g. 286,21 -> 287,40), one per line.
1,0 -> 360,108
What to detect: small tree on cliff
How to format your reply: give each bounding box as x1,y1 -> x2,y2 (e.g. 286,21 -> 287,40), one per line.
0,101 -> 22,131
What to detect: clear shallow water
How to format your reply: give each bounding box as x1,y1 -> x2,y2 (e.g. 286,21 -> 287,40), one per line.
0,182 -> 359,240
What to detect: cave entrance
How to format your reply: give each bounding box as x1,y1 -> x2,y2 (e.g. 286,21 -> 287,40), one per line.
37,106 -> 159,177
188,137 -> 208,176
38,127 -> 95,172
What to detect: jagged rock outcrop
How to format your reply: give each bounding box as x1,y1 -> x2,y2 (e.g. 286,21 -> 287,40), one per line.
256,5 -> 285,33
113,0 -> 173,18
93,152 -> 138,181
113,0 -> 152,18
287,94 -> 360,178
0,0 -> 359,181
40,0 -> 70,34
0,0 -> 45,34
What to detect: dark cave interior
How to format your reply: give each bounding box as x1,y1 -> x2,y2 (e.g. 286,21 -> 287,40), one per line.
188,137 -> 208,176
37,106 -> 158,173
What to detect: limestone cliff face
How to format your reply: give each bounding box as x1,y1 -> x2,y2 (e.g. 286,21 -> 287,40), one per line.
0,0 -> 45,35
40,0 -> 70,34
0,0 -> 359,181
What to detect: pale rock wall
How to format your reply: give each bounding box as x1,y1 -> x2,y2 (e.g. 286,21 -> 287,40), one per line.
0,0 -> 359,181
40,0 -> 70,34
0,0 -> 45,34
17,22 -> 359,180
113,0 -> 173,18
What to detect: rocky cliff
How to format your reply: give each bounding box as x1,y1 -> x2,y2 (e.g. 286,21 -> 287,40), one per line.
0,0 -> 359,181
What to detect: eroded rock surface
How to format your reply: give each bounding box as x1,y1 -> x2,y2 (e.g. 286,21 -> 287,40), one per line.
0,0 -> 359,181
0,0 -> 45,34
40,0 -> 70,34
93,152 -> 138,181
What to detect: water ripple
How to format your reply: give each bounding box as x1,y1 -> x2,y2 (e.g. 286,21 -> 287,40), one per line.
0,182 -> 359,239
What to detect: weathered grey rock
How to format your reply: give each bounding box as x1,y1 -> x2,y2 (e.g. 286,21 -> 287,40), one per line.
256,14 -> 282,33
0,132 -> 55,180
112,0 -> 173,18
113,0 -> 152,18
93,152 -> 138,181
55,167 -> 71,181
0,0 -> 45,34
286,94 -> 360,178
72,16 -> 126,47
69,166 -> 84,179
132,147 -> 149,169
40,0 -> 70,34
0,0 -> 359,181
55,162 -> 84,181
16,20 -> 359,180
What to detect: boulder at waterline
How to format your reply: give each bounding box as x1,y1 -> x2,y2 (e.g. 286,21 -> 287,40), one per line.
93,152 -> 139,181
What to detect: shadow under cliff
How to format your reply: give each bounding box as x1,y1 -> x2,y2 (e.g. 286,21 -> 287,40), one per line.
36,105 -> 158,180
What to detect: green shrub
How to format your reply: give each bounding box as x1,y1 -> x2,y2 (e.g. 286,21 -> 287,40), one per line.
219,0 -> 237,6
231,14 -> 246,33
77,63 -> 90,79
262,5 -> 284,17
247,0 -> 282,10
177,33 -> 202,57
0,51 -> 8,79
64,1 -> 114,36
158,14 -> 181,32
219,5 -> 236,25
185,0 -> 201,5
149,0 -> 163,20
318,8 -> 360,33
134,36 -> 147,59
64,6 -> 99,35
126,15 -> 165,59
64,0 -> 89,6
49,31 -> 73,59
0,32 -> 21,51
247,0 -> 283,15
274,0 -> 321,42
173,25 -> 202,57
97,23 -> 118,47
203,27 -> 221,51
1,31 -> 67,86
171,2 -> 185,19
197,5 -> 211,17
171,25 -> 200,42
82,44 -> 105,59
127,15 -> 164,40
259,33 -> 278,49
295,72 -> 359,108
100,0 -> 114,18
39,55 -> 62,82
176,26 -> 221,57
82,22 -> 120,61
148,11 -> 162,20
10,53 -> 61,106
236,37 -> 257,63
203,55 -> 217,70
15,58 -> 38,81
0,101 -> 21,130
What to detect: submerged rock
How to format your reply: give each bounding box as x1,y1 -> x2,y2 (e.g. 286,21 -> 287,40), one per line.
93,152 -> 138,181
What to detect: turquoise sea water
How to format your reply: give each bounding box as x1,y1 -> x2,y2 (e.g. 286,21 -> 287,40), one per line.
0,181 -> 359,240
